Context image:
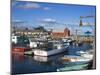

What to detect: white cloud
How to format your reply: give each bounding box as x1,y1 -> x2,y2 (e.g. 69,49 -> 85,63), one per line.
43,18 -> 56,22
43,7 -> 50,10
17,3 -> 41,9
12,20 -> 23,22
39,18 -> 57,24
16,2 -> 51,10
12,20 -> 26,25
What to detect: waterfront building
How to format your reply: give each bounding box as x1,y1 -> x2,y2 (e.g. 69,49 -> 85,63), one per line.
51,28 -> 70,39
12,26 -> 50,38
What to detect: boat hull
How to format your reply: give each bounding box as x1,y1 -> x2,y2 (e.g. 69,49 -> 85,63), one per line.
57,64 -> 88,72
12,47 -> 30,52
33,47 -> 67,56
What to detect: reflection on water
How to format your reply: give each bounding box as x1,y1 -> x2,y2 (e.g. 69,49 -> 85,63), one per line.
12,52 -> 66,74
12,44 -> 92,74
34,53 -> 64,62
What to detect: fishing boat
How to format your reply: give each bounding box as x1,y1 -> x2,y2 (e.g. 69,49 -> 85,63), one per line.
12,46 -> 30,53
61,55 -> 92,64
57,63 -> 88,72
57,55 -> 91,72
33,41 -> 68,56
28,38 -> 45,48
76,51 -> 86,55
76,50 -> 93,59
12,35 -> 30,53
33,53 -> 64,62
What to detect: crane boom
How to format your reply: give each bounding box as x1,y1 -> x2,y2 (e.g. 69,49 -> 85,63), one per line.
80,15 -> 95,19
79,15 -> 95,26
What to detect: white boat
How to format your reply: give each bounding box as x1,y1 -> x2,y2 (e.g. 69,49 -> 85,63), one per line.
29,38 -> 45,48
34,53 -> 64,62
57,55 -> 91,72
29,39 -> 38,48
33,41 -> 68,56
81,53 -> 93,59
34,55 -> 49,62
61,55 -> 92,63
57,64 -> 88,72
76,51 -> 86,55
76,50 -> 93,59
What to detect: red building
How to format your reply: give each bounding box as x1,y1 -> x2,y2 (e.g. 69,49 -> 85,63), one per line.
51,28 -> 70,38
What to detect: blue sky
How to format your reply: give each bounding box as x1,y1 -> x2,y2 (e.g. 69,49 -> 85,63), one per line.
12,1 -> 96,35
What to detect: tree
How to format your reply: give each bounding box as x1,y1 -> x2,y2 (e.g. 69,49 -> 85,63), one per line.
25,27 -> 29,31
34,26 -> 46,32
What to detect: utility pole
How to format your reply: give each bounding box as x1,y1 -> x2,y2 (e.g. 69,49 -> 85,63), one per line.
75,29 -> 81,42
75,29 -> 78,41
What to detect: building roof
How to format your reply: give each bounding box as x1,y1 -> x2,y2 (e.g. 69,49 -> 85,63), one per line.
51,28 -> 70,38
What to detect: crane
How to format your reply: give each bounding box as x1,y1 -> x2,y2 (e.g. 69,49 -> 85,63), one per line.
79,15 -> 95,48
79,15 -> 95,37
79,15 -> 95,26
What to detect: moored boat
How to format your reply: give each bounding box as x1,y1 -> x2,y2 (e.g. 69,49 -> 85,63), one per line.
61,55 -> 92,64
76,50 -> 93,59
12,46 -> 30,52
57,55 -> 91,72
33,41 -> 69,56
57,63 -> 88,72
12,35 -> 31,53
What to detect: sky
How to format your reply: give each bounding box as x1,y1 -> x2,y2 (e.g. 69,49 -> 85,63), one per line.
12,1 -> 96,35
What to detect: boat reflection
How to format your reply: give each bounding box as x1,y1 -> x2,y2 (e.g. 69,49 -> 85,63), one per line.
33,52 -> 66,63
12,53 -> 24,62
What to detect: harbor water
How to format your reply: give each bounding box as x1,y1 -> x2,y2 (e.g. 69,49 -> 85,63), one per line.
12,43 -> 93,74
